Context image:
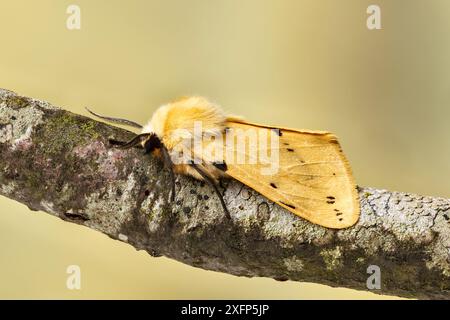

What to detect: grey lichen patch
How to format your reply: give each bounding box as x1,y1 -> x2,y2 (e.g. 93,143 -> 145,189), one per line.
0,123 -> 13,143
173,176 -> 226,229
225,183 -> 258,225
56,184 -> 77,204
28,97 -> 60,111
143,193 -> 167,233
352,226 -> 398,255
40,200 -> 58,216
73,141 -> 126,180
262,209 -> 297,245
84,173 -> 138,235
0,89 -> 60,111
426,203 -> 450,276
0,181 -> 18,196
357,188 -> 443,246
256,201 -> 271,223
283,256 -> 304,272
0,100 -> 44,146
320,246 -> 343,271
1,94 -> 32,109
0,88 -> 17,97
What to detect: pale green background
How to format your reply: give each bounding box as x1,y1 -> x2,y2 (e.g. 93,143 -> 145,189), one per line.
0,0 -> 448,299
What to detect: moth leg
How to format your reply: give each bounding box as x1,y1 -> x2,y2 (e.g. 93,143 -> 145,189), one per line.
160,146 -> 176,202
108,133 -> 150,149
189,162 -> 231,219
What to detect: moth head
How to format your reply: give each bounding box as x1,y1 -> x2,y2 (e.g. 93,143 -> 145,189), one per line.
142,133 -> 162,153
108,132 -> 162,153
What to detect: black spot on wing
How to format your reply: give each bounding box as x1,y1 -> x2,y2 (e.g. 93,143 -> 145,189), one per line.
287,148 -> 294,152
326,200 -> 335,204
327,196 -> 335,200
270,183 -> 277,188
280,201 -> 296,209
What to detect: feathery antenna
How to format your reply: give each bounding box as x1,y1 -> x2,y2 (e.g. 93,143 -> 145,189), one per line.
85,107 -> 143,129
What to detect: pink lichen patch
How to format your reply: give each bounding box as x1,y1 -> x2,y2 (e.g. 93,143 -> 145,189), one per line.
73,141 -> 106,158
73,141 -> 129,180
13,137 -> 33,151
98,149 -> 128,180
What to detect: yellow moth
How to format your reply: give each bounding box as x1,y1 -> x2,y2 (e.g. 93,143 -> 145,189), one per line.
86,96 -> 359,229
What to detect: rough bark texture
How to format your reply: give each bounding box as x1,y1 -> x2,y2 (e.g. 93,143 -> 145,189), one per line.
0,88 -> 449,299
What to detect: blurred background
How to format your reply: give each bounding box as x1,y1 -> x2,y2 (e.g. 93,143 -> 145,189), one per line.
0,0 -> 449,299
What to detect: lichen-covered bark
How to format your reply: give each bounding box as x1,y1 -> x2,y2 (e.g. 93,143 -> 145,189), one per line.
0,88 -> 449,299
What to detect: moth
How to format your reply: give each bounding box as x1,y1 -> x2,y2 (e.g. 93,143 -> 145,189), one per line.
86,96 -> 359,229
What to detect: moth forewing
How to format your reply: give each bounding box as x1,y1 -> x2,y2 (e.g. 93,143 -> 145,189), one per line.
223,120 -> 360,229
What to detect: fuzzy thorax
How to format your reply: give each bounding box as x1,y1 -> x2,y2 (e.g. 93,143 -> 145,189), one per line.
142,96 -> 229,182
142,96 -> 226,150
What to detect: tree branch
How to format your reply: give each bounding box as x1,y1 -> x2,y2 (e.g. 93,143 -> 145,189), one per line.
0,88 -> 449,299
